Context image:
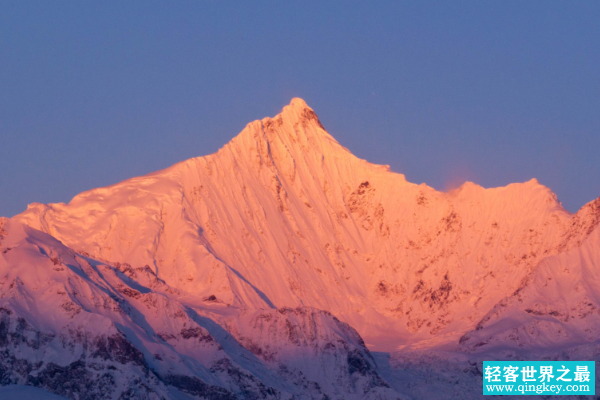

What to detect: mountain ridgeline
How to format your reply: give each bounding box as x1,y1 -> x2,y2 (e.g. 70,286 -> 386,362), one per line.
1,99 -> 599,399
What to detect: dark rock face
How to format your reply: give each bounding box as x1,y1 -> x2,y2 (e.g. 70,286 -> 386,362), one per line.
27,361 -> 102,399
301,108 -> 325,130
180,327 -> 214,343
91,334 -> 148,369
0,310 -> 10,347
163,375 -> 237,400
347,349 -> 372,376
0,310 -> 163,400
1,353 -> 163,400
208,358 -> 280,400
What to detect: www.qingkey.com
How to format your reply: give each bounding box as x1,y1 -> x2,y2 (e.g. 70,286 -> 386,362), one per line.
486,383 -> 591,395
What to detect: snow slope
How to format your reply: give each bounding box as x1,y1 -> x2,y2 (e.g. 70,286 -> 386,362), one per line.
458,198 -> 600,352
2,99 -> 600,399
0,218 -> 402,399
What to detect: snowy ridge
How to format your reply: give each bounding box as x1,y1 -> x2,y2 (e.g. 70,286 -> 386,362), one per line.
0,219 -> 403,399
458,198 -> 600,351
2,99 -> 600,399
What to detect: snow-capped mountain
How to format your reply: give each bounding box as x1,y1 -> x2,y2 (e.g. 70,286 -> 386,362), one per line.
2,99 -> 599,399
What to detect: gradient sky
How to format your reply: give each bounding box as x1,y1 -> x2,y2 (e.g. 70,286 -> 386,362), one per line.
1,1 -> 599,217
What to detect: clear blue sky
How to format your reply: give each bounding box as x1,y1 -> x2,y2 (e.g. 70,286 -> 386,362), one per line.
1,1 -> 599,216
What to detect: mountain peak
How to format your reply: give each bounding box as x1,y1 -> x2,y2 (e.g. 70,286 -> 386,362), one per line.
288,97 -> 309,109
223,97 -> 339,163
276,97 -> 325,132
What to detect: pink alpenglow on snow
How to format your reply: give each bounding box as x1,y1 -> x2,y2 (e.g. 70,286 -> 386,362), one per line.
1,99 -> 600,399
